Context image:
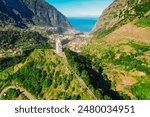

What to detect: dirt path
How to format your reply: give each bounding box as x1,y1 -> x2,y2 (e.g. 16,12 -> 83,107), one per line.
0,86 -> 35,100
62,52 -> 97,100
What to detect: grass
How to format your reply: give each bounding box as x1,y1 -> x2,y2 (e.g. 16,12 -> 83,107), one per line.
83,39 -> 150,99
93,1 -> 150,38
105,44 -> 149,76
0,49 -> 93,100
1,89 -> 28,100
131,79 -> 150,100
64,48 -> 127,100
134,17 -> 150,27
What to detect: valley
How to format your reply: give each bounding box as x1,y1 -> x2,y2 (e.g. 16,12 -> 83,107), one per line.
0,0 -> 150,100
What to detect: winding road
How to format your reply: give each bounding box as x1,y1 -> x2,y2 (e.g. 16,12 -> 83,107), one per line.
62,52 -> 97,100
0,50 -> 97,100
0,86 -> 35,100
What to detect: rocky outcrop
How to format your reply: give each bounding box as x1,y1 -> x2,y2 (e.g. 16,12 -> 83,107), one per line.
0,0 -> 72,31
92,0 -> 150,33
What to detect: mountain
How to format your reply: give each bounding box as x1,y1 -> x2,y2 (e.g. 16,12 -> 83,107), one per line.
0,30 -> 125,100
92,0 -> 150,36
81,0 -> 150,99
0,0 -> 72,31
0,0 -> 150,100
0,49 -> 95,100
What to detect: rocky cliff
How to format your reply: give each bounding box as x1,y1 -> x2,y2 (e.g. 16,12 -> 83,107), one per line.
92,0 -> 150,34
0,0 -> 72,30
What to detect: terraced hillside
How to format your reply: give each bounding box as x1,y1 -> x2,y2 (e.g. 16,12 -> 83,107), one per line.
78,0 -> 150,99
82,21 -> 150,99
0,0 -> 150,100
0,49 -> 94,100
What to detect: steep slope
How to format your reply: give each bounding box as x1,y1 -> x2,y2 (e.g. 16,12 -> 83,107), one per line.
92,0 -> 150,36
0,0 -> 72,31
81,0 -> 150,99
0,49 -> 94,100
1,0 -> 150,100
1,48 -> 127,100
0,29 -> 52,58
83,23 -> 150,99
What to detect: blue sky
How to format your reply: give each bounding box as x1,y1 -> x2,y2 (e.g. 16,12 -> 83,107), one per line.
46,0 -> 113,18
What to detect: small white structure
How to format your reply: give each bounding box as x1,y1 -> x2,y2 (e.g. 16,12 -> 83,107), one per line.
56,39 -> 62,54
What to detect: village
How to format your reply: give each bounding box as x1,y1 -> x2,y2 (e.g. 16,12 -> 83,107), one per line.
48,32 -> 92,52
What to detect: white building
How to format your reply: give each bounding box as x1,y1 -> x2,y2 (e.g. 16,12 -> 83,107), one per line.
56,39 -> 62,54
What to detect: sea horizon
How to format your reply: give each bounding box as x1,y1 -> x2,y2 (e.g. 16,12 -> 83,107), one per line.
67,17 -> 98,32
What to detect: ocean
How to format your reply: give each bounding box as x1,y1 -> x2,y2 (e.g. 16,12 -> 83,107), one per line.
68,17 -> 98,32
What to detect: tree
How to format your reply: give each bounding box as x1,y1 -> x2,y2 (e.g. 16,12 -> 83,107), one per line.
81,70 -> 90,85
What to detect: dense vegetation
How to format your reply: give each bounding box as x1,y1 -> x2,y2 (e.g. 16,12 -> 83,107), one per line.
83,39 -> 150,99
0,30 -> 49,50
0,29 -> 53,80
94,0 -> 150,38
64,48 -> 130,100
134,17 -> 150,27
0,49 -> 34,72
1,89 -> 28,100
0,0 -> 150,100
0,49 -> 93,100
102,41 -> 150,75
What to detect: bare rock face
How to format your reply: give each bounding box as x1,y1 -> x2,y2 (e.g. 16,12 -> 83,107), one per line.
0,0 -> 72,31
92,0 -> 150,33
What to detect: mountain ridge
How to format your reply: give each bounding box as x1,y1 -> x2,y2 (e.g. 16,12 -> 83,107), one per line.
81,0 -> 150,99
0,0 -> 150,100
92,0 -> 150,36
0,0 -> 72,31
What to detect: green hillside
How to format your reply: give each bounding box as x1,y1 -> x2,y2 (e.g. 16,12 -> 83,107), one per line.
0,49 -> 95,100
80,0 -> 150,99
93,0 -> 150,38
0,0 -> 150,100
84,40 -> 150,99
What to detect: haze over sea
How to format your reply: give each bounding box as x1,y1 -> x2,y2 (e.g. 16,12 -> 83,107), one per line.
47,0 -> 113,32
68,17 -> 98,32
